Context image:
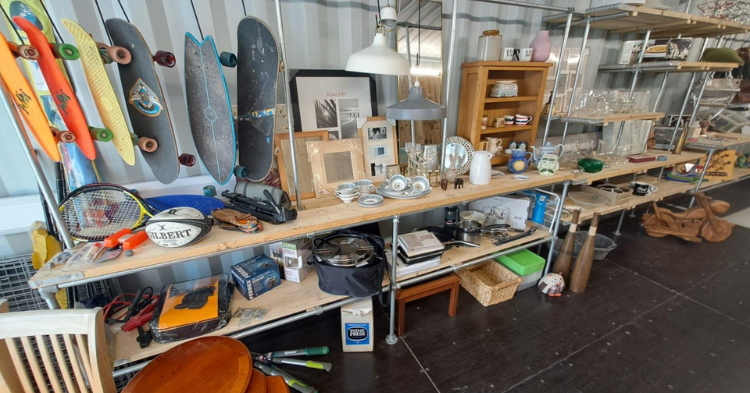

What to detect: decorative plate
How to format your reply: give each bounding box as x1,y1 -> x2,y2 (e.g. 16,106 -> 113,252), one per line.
358,194 -> 384,207
442,136 -> 474,176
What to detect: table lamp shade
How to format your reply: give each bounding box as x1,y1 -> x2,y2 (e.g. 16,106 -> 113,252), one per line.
386,82 -> 446,120
345,32 -> 410,76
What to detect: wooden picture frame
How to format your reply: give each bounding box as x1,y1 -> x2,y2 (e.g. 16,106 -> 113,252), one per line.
274,131 -> 329,201
307,139 -> 366,198
358,116 -> 399,183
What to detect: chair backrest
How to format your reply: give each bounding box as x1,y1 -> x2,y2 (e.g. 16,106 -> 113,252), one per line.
0,307 -> 116,393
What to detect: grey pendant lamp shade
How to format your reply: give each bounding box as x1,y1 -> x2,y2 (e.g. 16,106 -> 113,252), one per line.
386,80 -> 446,120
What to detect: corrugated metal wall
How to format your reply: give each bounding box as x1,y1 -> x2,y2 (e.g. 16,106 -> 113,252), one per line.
1,0 -> 747,289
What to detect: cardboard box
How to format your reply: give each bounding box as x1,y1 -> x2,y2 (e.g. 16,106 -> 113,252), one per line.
231,255 -> 281,300
341,298 -> 373,352
267,242 -> 285,278
643,39 -> 691,61
582,184 -> 634,206
281,238 -> 313,283
469,196 -> 530,230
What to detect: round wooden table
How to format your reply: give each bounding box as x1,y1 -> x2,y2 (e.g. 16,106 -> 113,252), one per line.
122,336 -> 252,393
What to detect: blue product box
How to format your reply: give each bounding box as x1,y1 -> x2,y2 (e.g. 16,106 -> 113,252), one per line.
230,254 -> 281,300
530,192 -> 547,224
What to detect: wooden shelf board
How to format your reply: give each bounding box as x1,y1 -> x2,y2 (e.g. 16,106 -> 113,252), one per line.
685,132 -> 750,151
570,151 -> 707,185
480,125 -> 532,135
484,96 -> 538,103
598,61 -> 740,73
462,61 -> 553,69
563,176 -> 695,223
395,223 -> 549,282
561,112 -> 665,125
544,4 -> 749,38
30,171 -> 575,289
699,167 -> 750,190
114,223 -> 550,365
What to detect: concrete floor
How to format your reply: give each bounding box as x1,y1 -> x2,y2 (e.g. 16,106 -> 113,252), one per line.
242,180 -> 750,393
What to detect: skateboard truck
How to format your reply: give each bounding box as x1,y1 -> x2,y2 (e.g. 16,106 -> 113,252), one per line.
222,182 -> 297,225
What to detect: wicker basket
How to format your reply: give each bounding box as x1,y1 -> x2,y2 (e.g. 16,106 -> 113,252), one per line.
456,261 -> 522,307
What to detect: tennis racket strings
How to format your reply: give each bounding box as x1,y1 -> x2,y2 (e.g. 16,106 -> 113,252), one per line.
59,186 -> 155,241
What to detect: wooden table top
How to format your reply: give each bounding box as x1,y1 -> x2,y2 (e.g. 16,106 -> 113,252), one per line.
122,336 -> 252,393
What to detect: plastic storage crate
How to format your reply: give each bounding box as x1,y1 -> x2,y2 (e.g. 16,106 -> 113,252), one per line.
495,249 -> 545,276
456,261 -> 521,307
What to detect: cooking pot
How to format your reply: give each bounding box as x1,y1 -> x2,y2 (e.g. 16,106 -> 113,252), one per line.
455,220 -> 482,245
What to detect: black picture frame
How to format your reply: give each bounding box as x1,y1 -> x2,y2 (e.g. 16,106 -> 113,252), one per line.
289,69 -> 378,133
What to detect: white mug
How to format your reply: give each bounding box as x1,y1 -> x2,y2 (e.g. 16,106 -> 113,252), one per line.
501,47 -> 515,61
518,48 -> 533,62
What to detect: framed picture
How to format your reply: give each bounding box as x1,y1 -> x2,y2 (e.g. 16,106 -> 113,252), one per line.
274,131 -> 329,201
306,139 -> 367,198
358,116 -> 398,183
290,70 -> 377,139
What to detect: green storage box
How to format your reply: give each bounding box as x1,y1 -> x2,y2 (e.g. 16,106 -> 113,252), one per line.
495,249 -> 545,276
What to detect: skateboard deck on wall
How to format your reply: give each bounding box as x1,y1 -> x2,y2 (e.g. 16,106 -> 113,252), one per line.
62,19 -> 136,166
106,18 -> 180,184
0,37 -> 59,161
184,33 -> 236,185
236,16 -> 279,182
3,0 -> 98,190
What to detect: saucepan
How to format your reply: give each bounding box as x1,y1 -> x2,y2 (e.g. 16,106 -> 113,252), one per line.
455,220 -> 483,245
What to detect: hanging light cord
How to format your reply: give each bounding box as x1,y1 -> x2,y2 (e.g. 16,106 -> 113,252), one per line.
241,0 -> 247,16
39,1 -> 65,44
189,0 -> 204,40
94,0 -> 113,45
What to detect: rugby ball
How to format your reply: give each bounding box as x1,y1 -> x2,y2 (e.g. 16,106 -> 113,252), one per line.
146,207 -> 213,248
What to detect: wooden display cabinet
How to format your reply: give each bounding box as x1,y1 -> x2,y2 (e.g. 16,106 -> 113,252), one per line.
457,62 -> 552,165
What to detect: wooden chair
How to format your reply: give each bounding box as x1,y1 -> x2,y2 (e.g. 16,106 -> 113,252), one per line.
0,306 -> 116,393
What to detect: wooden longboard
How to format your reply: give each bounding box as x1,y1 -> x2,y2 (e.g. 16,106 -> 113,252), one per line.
14,16 -> 97,160
62,19 -> 135,166
106,18 -> 179,184
236,17 -> 279,182
184,33 -> 235,185
0,37 -> 59,161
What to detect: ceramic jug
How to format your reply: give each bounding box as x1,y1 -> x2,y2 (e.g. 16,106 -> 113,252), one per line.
470,151 -> 493,185
537,153 -> 559,176
486,137 -> 502,155
508,149 -> 532,174
530,142 -> 565,164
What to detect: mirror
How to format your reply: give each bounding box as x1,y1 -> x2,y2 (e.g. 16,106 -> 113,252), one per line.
396,0 -> 442,151
443,143 -> 468,173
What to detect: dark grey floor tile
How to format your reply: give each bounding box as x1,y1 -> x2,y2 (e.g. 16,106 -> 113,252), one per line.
596,216 -> 750,292
512,296 -> 750,393
241,302 -> 437,393
684,260 -> 750,327
400,260 -> 672,392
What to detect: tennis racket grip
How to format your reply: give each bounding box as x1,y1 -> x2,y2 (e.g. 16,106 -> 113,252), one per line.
105,228 -> 131,248
123,231 -> 149,250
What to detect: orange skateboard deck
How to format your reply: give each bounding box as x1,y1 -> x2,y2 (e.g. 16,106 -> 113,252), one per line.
0,37 -> 59,161
14,16 -> 96,160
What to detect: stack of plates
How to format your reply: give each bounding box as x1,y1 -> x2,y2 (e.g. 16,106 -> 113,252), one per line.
358,194 -> 384,208
376,183 -> 431,200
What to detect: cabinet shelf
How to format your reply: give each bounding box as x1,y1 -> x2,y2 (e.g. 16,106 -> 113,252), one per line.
598,61 -> 740,73
544,4 -> 749,38
560,112 -> 665,125
484,96 -> 538,103
480,125 -> 532,135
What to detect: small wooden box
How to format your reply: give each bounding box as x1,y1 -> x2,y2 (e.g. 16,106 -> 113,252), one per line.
582,184 -> 634,206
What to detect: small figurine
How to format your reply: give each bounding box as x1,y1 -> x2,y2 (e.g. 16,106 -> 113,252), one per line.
537,273 -> 565,297
454,178 -> 464,189
440,178 -> 448,190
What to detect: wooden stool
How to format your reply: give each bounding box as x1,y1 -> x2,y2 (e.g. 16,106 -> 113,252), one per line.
396,273 -> 460,336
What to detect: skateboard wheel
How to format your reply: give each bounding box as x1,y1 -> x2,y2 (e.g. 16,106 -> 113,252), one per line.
219,52 -> 237,68
17,44 -> 38,60
108,46 -> 132,65
234,166 -> 247,178
57,131 -> 76,143
179,153 -> 196,167
136,136 -> 158,153
203,185 -> 217,197
154,50 -> 176,68
89,127 -> 113,142
53,43 -> 79,60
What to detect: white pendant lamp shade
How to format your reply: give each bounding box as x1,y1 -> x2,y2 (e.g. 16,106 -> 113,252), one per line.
380,5 -> 397,28
345,32 -> 410,75
386,81 -> 446,120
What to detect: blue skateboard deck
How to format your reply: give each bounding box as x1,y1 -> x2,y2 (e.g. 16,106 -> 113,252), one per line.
184,33 -> 236,185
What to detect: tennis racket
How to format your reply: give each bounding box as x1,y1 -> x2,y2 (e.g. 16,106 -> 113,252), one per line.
59,183 -> 160,241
